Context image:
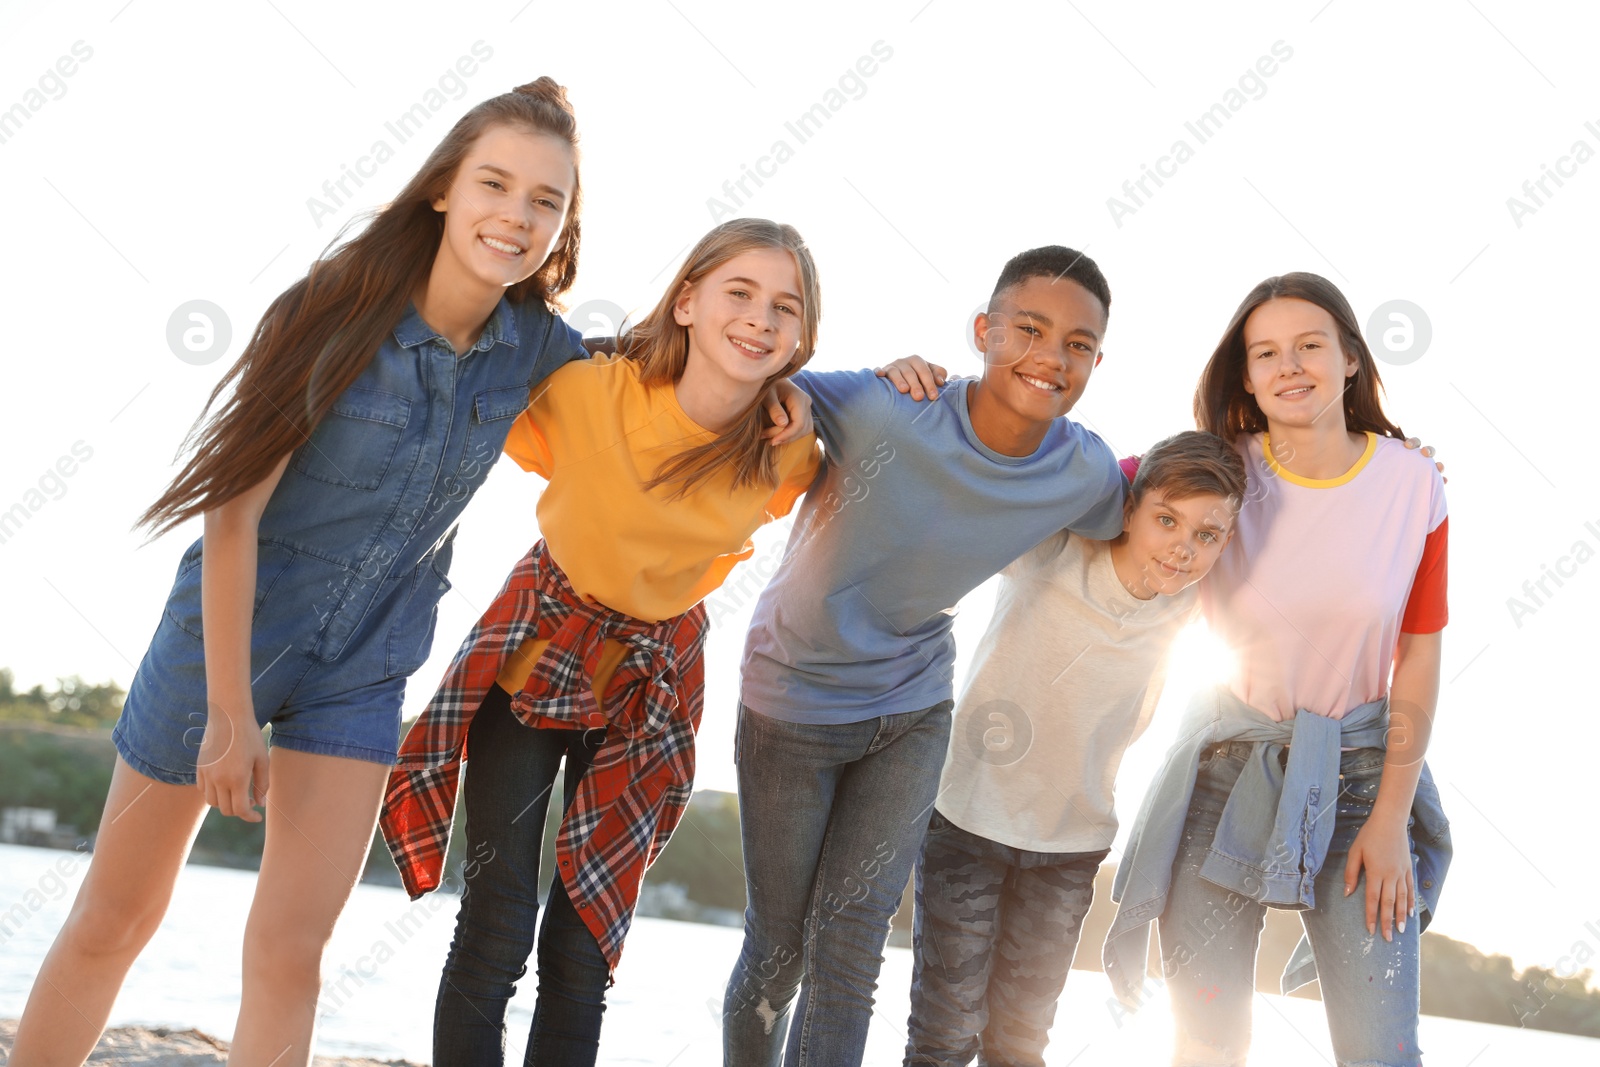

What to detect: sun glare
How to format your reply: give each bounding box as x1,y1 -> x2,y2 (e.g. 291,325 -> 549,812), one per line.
1163,621 -> 1236,695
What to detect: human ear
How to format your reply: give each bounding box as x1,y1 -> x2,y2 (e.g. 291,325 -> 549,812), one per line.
672,281 -> 695,327
973,312 -> 992,355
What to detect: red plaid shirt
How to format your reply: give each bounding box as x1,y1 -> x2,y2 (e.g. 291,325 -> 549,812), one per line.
379,539 -> 707,972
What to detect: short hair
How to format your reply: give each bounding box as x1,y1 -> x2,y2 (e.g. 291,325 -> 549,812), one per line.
1129,431 -> 1247,514
989,246 -> 1111,319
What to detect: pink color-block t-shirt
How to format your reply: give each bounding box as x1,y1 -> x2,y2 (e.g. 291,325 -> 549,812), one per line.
1200,431 -> 1448,720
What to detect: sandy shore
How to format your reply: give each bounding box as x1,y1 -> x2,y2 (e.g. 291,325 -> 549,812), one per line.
0,1019 -> 425,1066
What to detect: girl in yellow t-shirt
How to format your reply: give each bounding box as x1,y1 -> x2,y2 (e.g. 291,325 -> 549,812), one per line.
381,217 -> 822,1067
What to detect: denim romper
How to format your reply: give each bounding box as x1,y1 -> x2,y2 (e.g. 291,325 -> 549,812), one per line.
113,296 -> 584,784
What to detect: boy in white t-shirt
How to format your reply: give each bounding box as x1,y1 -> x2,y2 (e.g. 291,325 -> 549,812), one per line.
902,431 -> 1247,1067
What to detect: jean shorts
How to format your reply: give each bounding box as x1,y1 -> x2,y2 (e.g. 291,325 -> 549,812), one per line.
112,596 -> 409,786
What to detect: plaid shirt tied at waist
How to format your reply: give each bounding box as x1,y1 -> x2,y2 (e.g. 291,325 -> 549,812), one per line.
379,539 -> 708,972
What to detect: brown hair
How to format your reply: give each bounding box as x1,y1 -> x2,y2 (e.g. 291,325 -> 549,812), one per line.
138,77 -> 582,538
625,218 -> 821,497
1192,272 -> 1404,444
1128,431 -> 1247,514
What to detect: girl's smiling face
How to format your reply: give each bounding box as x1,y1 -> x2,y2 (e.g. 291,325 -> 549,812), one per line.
672,247 -> 804,390
1241,297 -> 1359,431
430,124 -> 576,296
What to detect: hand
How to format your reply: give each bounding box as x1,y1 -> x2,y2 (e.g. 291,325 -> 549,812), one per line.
1344,816 -> 1414,942
1402,437 -> 1447,484
875,356 -> 947,401
196,703 -> 270,822
762,378 -> 813,445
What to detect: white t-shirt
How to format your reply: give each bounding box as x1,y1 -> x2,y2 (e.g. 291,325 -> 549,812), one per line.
935,531 -> 1197,853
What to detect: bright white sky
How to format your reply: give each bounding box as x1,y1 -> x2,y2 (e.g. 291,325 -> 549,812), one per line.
2,0 -> 1597,978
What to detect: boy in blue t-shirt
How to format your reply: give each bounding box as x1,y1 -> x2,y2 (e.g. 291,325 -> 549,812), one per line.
723,247 -> 1126,1067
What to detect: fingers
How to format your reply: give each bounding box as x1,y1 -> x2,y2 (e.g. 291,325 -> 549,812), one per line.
915,362 -> 947,398
231,775 -> 263,823
765,395 -> 789,429
767,421 -> 802,446
253,754 -> 271,811
1379,876 -> 1397,941
1343,848 -> 1362,900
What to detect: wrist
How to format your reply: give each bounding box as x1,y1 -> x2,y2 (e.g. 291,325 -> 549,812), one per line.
1368,796 -> 1413,825
204,690 -> 256,723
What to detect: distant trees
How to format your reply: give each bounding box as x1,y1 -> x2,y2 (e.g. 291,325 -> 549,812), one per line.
0,668 -> 125,729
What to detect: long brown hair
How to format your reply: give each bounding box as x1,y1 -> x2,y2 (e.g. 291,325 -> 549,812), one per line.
1193,272 -> 1404,444
138,77 -> 583,538
626,218 -> 821,497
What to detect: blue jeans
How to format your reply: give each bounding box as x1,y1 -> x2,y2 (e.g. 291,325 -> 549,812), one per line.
1158,742 -> 1422,1067
434,684 -> 611,1067
905,811 -> 1108,1066
723,699 -> 955,1067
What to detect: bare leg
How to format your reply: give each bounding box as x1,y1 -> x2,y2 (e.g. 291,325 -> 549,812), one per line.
225,748 -> 389,1067
10,756 -> 210,1066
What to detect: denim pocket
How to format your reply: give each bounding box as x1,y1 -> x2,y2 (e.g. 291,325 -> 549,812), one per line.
1334,750 -> 1387,825
385,533 -> 455,677
165,541 -> 298,641
437,385 -> 528,506
290,386 -> 411,491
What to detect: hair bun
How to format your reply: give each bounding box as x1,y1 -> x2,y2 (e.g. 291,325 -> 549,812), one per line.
512,77 -> 573,113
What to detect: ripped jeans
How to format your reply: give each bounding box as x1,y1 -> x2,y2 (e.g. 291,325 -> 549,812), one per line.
1158,742 -> 1423,1067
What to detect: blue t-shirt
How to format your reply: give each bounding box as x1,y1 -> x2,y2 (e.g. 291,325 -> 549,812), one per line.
740,369 -> 1126,725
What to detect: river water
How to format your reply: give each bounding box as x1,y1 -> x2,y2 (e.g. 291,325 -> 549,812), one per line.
0,843 -> 1592,1064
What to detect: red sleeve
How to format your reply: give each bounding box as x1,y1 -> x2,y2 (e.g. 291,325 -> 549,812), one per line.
1119,455 -> 1141,481
1401,516 -> 1448,633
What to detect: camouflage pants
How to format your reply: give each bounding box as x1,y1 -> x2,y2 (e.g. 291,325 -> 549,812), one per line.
904,810 -> 1108,1067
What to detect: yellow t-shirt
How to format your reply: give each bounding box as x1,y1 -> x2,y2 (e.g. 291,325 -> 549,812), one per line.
494,354 -> 821,697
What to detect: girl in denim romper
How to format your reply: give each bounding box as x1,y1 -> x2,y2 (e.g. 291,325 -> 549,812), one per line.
1124,273 -> 1449,1067
11,79 -> 594,1067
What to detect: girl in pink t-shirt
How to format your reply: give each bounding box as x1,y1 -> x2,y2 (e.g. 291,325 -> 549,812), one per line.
1158,272 -> 1447,1066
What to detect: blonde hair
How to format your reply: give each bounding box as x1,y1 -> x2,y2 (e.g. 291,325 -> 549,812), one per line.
623,218 -> 821,497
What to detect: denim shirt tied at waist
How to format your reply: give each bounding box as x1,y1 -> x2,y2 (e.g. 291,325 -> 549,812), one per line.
1102,685 -> 1451,1005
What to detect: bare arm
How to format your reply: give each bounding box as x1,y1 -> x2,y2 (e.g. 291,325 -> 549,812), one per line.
197,453 -> 292,822
1345,629 -> 1442,940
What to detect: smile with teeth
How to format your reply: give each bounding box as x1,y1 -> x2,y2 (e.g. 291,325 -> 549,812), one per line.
480,235 -> 526,256
730,337 -> 772,357
1018,372 -> 1063,393
1277,385 -> 1313,398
